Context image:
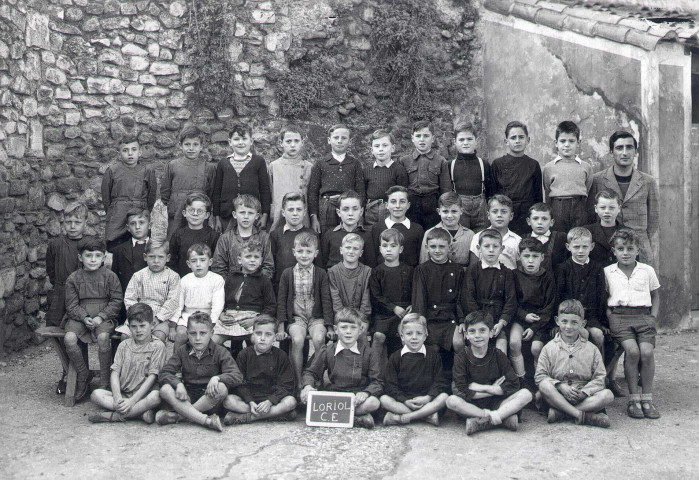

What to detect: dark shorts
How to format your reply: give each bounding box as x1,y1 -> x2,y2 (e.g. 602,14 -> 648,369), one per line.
64,318 -> 115,344
470,396 -> 505,410
426,321 -> 456,351
608,312 -> 657,347
184,383 -> 208,405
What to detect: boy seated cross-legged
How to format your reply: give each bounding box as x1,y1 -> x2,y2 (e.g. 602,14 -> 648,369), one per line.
535,300 -> 613,428
446,311 -> 533,435
381,313 -> 449,427
300,307 -> 383,429
222,315 -> 298,425
89,303 -> 166,424
157,312 -> 243,432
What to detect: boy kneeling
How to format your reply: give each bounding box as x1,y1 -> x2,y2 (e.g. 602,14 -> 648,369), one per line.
446,311 -> 532,435
381,313 -> 449,426
157,312 -> 243,432
300,307 -> 383,429
89,303 -> 166,423
535,300 -> 613,428
223,315 -> 298,424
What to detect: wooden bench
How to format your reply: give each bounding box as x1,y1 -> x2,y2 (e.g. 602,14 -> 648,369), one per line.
36,326 -> 120,407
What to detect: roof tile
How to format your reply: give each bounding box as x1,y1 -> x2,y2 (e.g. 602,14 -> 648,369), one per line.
535,8 -> 566,30
482,0 -> 514,16
618,17 -> 652,32
535,1 -> 568,14
624,28 -> 661,51
510,3 -> 541,24
566,8 -> 622,26
562,15 -> 597,37
595,22 -> 630,44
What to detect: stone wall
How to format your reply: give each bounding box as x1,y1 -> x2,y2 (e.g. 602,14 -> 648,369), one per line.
0,0 -> 482,353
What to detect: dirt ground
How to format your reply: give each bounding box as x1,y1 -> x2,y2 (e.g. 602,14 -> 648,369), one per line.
1,331 -> 698,480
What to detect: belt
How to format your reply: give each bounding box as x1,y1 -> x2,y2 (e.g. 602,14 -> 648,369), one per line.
551,195 -> 585,200
610,306 -> 651,314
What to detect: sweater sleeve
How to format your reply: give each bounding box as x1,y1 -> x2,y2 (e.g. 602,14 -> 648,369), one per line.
452,351 -> 474,401
123,272 -> 139,310
257,156 -> 272,216
143,166 -> 158,211
210,274 -> 225,324
260,234 -> 275,279
65,273 -> 88,322
319,269 -> 334,326
438,159 -> 451,195
302,345 -> 329,388
101,166 -> 113,212
369,268 -> 395,316
210,234 -> 229,275
353,159 -> 366,206
327,268 -> 344,314
461,265 -> 479,316
532,161 -> 543,204
532,273 -> 556,332
167,229 -> 180,271
383,353 -> 408,402
427,350 -> 449,398
97,272 -> 124,322
534,343 -> 557,387
46,241 -> 57,284
411,266 -> 427,316
212,160 -> 224,218
359,268 -> 372,318
496,350 -> 520,397
260,277 -> 277,316
160,162 -> 173,206
307,162 -> 321,217
276,268 -> 290,324
216,347 -> 244,390
500,269 -> 518,324
235,349 -> 254,403
158,347 -> 184,388
362,346 -> 384,397
269,350 -> 296,404
580,347 -> 607,397
483,160 -> 495,199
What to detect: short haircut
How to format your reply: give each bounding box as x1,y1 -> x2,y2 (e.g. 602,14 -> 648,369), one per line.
478,228 -> 502,245
179,125 -> 205,144
438,191 -> 461,209
281,191 -> 306,209
380,228 -> 404,246
327,124 -> 350,136
341,233 -> 364,247
126,208 -> 151,222
567,226 -> 593,243
609,130 -> 638,151
425,227 -> 451,245
233,194 -> 261,213
338,189 -> 362,207
398,313 -> 427,334
555,120 -> 580,140
185,192 -> 212,211
412,120 -> 433,134
119,135 -> 139,146
384,185 -> 409,202
78,236 -> 105,253
505,121 -> 528,138
558,299 -> 584,319
595,189 -> 622,206
63,202 -> 88,220
229,122 -> 252,138
187,242 -> 212,259
453,121 -> 478,137
187,311 -> 213,329
464,310 -> 494,329
528,202 -> 552,216
488,194 -> 513,211
334,307 -> 364,326
610,227 -> 640,248
126,303 -> 153,324
253,314 -> 277,330
519,237 -> 545,254
145,240 -> 169,254
371,128 -> 394,144
294,231 -> 318,249
280,125 -> 303,141
240,240 -> 263,255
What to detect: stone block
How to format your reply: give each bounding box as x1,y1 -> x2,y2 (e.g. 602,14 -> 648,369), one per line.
6,136 -> 25,159
65,110 -> 81,125
104,0 -> 120,15
26,11 -> 50,49
125,84 -> 143,97
159,30 -> 182,49
251,10 -> 276,24
147,43 -> 160,58
149,62 -> 178,75
131,15 -> 160,32
68,81 -> 84,94
121,2 -> 138,15
45,67 -> 67,85
46,191 -> 67,211
101,17 -> 130,30
168,91 -> 186,108
87,77 -> 125,94
158,48 -> 173,61
139,73 -> 156,85
244,77 -> 265,90
130,56 -> 150,71
24,51 -> 41,81
49,20 -> 81,36
0,198 -> 15,215
144,86 -> 170,97
22,98 -> 38,117
27,184 -> 44,211
55,87 -> 71,99
122,43 -> 148,56
83,17 -> 100,32
170,1 -> 186,17
11,75 -> 30,94
84,108 -> 102,118
0,268 -> 16,298
9,180 -> 27,196
65,7 -> 83,22
28,119 -> 43,156
98,49 -> 125,65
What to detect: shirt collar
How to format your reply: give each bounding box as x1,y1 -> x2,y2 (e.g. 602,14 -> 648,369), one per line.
531,231 -> 550,240
132,237 -> 149,247
554,155 -> 582,164
294,263 -> 314,274
283,223 -> 303,233
571,257 -> 590,266
332,224 -> 361,233
228,152 -> 252,162
373,159 -> 394,168
188,340 -> 214,357
411,149 -> 434,160
553,332 -> 587,347
386,217 -> 411,229
335,342 -> 360,355
436,222 -> 463,237
331,152 -> 346,162
401,345 -> 427,356
480,260 -> 501,270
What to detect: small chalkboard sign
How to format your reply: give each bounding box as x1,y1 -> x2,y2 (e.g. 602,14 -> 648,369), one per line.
305,391 -> 355,428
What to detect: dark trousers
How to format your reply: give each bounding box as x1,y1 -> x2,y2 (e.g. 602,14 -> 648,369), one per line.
407,192 -> 440,229
550,196 -> 587,233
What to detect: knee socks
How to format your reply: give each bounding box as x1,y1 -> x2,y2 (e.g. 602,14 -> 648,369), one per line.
98,347 -> 112,385
65,342 -> 88,382
510,354 -> 525,377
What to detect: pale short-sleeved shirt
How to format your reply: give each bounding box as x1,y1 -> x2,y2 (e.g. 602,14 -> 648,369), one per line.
470,229 -> 521,270
111,338 -> 167,394
604,262 -> 660,307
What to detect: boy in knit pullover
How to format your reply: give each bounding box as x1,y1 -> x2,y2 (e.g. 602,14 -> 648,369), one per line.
419,192 -> 474,266
523,203 -> 568,273
167,193 -> 220,277
327,233 -> 372,319
583,189 -> 626,267
542,121 -> 594,233
363,129 -> 408,226
469,195 -> 522,270
320,190 -> 367,269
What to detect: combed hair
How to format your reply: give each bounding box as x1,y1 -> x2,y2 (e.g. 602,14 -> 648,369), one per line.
380,228 -> 404,246
566,227 -> 592,243
338,189 -> 362,206
63,202 -> 88,220
78,236 -> 105,253
229,123 -> 252,138
398,313 -> 427,334
384,185 -> 408,202
464,310 -> 494,329
327,124 -> 350,136
334,307 -> 365,326
187,242 -> 212,259
282,191 -> 306,209
185,192 -> 212,211
179,125 -> 205,144
505,121 -> 528,138
233,194 -> 261,213
528,202 -> 552,216
280,125 -> 303,141
488,194 -> 513,211
609,130 -> 637,151
478,228 -> 502,245
610,227 -> 640,248
188,311 -> 213,329
126,208 -> 151,222
425,227 -> 451,244
519,237 -> 545,254
294,231 -> 318,249
555,120 -> 580,140
453,121 -> 478,137
412,120 -> 433,134
240,240 -> 263,255
558,299 -> 585,318
253,314 -> 277,330
371,128 -> 395,144
127,303 -> 153,324
145,240 -> 169,254
438,191 -> 461,209
595,189 -> 621,206
341,233 -> 364,247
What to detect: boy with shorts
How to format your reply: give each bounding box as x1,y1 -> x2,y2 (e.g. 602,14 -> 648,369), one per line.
157,312 -> 243,431
327,233 -> 372,319
447,311 -> 533,435
535,300 -> 613,427
89,303 -> 166,423
363,129 -> 408,226
301,307 -> 383,429
381,313 -> 449,426
469,195 -> 521,270
605,228 -> 661,419
419,191 -> 474,266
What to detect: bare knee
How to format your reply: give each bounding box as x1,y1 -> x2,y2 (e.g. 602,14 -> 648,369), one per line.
213,383 -> 229,400
96,332 -> 111,348
159,384 -> 175,400
639,343 -> 655,362
373,332 -> 386,345
153,330 -> 167,343
446,395 -> 461,410
624,344 -> 641,362
64,331 -> 78,346
509,338 -> 522,355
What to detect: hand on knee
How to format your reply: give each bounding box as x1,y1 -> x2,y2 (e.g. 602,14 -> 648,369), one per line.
214,383 -> 229,400
373,332 -> 386,345
96,333 -> 111,348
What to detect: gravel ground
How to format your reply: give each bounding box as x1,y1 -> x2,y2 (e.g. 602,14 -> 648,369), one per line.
1,331 -> 698,480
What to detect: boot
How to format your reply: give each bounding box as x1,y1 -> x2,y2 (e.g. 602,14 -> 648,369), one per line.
98,347 -> 113,389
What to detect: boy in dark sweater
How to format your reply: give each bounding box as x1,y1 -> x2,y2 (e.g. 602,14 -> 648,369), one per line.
381,313 -> 449,426
363,129 -> 408,226
222,315 -> 297,424
523,203 -> 567,273
365,185 -> 424,267
491,121 -> 542,235
462,229 -> 517,354
301,307 -> 383,429
277,232 -> 334,387
446,311 -> 532,435
320,190 -> 367,269
157,312 -> 243,432
509,238 -> 556,379
270,192 -> 318,290
308,124 -> 365,234
412,228 -> 465,367
369,228 -> 414,367
584,189 -> 625,267
168,193 -> 220,276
